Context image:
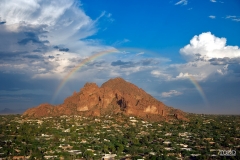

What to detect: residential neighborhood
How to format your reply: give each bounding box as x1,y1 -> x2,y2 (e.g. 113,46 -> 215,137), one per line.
0,114 -> 239,159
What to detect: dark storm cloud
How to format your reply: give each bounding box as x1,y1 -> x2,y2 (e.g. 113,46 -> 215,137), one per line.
0,50 -> 43,62
140,59 -> 160,66
18,32 -> 49,45
18,38 -> 42,45
209,57 -> 240,74
64,65 -> 76,70
86,60 -> 105,67
59,48 -> 69,52
48,55 -> 55,59
0,24 -> 49,56
141,59 -> 153,65
54,46 -> 70,52
0,72 -> 57,98
0,22 -> 55,76
0,51 -> 27,58
111,59 -> 160,68
33,49 -> 42,52
67,57 -> 83,63
228,64 -> 240,73
23,55 -> 42,59
111,60 -> 135,68
0,21 -> 6,25
209,57 -> 240,65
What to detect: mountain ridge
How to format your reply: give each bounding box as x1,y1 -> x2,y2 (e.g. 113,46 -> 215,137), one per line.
22,77 -> 188,121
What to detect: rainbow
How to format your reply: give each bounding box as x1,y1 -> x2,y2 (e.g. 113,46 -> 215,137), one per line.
51,49 -> 119,103
51,48 -> 209,108
188,75 -> 209,107
51,47 -> 159,103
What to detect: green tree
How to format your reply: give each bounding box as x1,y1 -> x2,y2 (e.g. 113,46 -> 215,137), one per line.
83,150 -> 94,160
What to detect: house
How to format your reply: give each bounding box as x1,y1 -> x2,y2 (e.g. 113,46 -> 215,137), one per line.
12,156 -> 25,160
179,144 -> 188,148
165,133 -> 172,136
163,141 -> 171,145
164,147 -> 174,151
203,138 -> 213,141
130,119 -> 138,123
149,152 -> 156,155
14,149 -> 21,153
178,132 -> 190,137
181,148 -> 192,151
80,139 -> 87,143
102,154 -> 116,160
63,128 -> 70,132
190,154 -> 201,157
167,153 -> 179,157
59,144 -> 73,150
68,150 -> 82,155
44,155 -> 58,159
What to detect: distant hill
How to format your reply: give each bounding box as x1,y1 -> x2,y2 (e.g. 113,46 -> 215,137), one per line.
23,77 -> 188,121
0,108 -> 18,115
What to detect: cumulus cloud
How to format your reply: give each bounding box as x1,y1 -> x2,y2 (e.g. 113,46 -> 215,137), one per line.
180,32 -> 240,60
0,0 -> 114,79
161,90 -> 183,97
165,32 -> 240,84
175,0 -> 188,5
209,15 -> 216,19
210,0 -> 216,2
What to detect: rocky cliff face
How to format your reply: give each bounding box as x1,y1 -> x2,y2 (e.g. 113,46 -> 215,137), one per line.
23,77 -> 188,121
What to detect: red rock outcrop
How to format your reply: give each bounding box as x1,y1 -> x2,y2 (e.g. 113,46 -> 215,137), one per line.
23,77 -> 188,121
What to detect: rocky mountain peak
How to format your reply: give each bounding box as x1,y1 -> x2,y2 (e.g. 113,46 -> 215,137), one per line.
101,77 -> 128,87
101,77 -> 146,96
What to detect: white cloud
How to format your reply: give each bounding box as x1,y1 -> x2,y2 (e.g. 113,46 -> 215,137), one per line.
225,15 -> 240,22
0,0 -> 74,27
176,72 -> 205,80
112,39 -> 130,46
161,90 -> 183,97
149,32 -> 240,84
209,15 -> 216,19
216,64 -> 228,75
180,32 -> 240,60
151,70 -> 172,80
210,0 -> 217,2
136,52 -> 144,56
175,0 -> 188,5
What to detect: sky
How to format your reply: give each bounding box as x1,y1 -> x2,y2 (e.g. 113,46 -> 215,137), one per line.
0,0 -> 240,114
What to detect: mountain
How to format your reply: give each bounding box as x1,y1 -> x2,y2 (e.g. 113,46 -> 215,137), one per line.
23,77 -> 188,121
0,108 -> 17,114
